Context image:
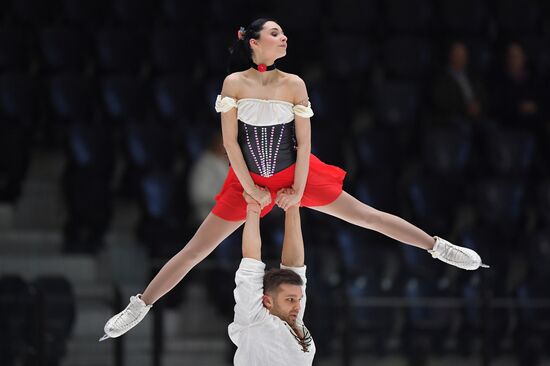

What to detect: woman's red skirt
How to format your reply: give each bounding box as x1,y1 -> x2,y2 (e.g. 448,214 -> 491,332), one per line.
212,154 -> 346,221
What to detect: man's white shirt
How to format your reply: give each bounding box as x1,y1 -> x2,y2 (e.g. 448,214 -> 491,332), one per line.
228,258 -> 316,366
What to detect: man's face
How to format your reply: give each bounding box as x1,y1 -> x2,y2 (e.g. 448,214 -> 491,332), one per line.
264,284 -> 303,326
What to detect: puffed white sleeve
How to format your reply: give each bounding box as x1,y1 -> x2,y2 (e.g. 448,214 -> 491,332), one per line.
215,95 -> 237,113
232,258 -> 269,326
292,101 -> 314,118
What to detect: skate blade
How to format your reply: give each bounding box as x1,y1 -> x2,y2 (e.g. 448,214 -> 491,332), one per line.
480,263 -> 490,268
99,334 -> 110,342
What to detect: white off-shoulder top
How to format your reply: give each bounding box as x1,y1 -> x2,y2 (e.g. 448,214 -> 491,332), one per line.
214,95 -> 314,178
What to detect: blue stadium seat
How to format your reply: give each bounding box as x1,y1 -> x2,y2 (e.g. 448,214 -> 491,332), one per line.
518,36 -> 550,79
161,0 -> 208,26
355,177 -> 401,215
63,123 -> 114,252
460,269 -> 515,356
327,0 -> 379,32
0,0 -> 9,19
525,229 -> 550,280
0,73 -> 37,124
355,127 -> 404,175
63,167 -> 113,253
0,29 -> 30,71
346,270 -> 401,354
112,0 -> 157,25
457,230 -> 519,356
137,171 -> 186,252
62,0 -> 108,25
474,178 -> 526,232
270,0 -> 321,32
96,28 -> 148,73
400,243 -> 446,280
337,227 -> 377,276
537,180 -> 550,227
373,81 -> 420,127
402,277 -> 458,356
12,0 -> 60,25
153,75 -> 194,122
421,126 -> 472,177
407,176 -> 461,235
385,0 -> 433,34
464,38 -> 494,76
484,128 -> 536,177
0,121 -> 31,203
383,37 -> 433,80
151,29 -> 196,73
458,227 -> 515,356
517,277 -> 550,365
214,230 -> 242,270
203,32 -> 233,76
0,73 -> 36,202
324,34 -> 373,79
497,0 -> 541,36
66,122 -> 114,174
180,125 -> 208,161
0,275 -> 34,366
440,0 -> 489,36
49,73 -> 95,121
101,75 -> 147,121
124,121 -> 177,173
40,27 -> 91,72
30,276 -> 75,366
310,124 -> 347,167
307,80 -> 353,126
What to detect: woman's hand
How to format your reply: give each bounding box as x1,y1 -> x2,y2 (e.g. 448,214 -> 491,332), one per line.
275,187 -> 302,211
243,190 -> 262,214
248,185 -> 271,209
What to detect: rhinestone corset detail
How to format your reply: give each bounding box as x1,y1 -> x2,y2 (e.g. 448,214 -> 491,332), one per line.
238,120 -> 296,177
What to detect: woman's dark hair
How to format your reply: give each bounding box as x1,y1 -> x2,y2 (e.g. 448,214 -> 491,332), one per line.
263,268 -> 303,295
228,17 -> 277,74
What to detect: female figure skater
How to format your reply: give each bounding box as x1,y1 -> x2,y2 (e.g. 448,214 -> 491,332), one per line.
100,18 -> 487,341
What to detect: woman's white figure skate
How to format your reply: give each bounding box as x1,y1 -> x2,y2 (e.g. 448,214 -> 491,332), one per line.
429,236 -> 490,270
99,294 -> 152,341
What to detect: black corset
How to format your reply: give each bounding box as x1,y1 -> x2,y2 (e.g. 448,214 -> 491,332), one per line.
237,120 -> 297,177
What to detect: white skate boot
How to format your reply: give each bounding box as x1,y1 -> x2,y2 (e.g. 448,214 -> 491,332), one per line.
428,236 -> 490,270
99,294 -> 152,341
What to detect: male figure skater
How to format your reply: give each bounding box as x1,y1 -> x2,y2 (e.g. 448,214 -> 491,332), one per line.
228,188 -> 315,365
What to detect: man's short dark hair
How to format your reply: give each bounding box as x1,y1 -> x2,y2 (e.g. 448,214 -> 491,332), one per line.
263,268 -> 303,295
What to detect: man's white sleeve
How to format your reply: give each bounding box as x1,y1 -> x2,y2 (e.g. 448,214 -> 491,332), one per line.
281,264 -> 307,324
233,258 -> 268,325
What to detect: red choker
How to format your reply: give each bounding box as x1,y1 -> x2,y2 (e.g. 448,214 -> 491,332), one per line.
251,62 -> 276,73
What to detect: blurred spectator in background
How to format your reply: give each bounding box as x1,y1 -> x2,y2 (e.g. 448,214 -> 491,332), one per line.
433,41 -> 487,124
188,133 -> 229,225
490,42 -> 543,129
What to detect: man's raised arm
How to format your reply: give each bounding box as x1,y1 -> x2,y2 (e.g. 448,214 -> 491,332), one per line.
242,192 -> 263,261
280,190 -> 305,268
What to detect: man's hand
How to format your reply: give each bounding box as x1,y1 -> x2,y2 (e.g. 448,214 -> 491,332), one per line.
248,185 -> 271,209
244,189 -> 262,214
275,187 -> 302,211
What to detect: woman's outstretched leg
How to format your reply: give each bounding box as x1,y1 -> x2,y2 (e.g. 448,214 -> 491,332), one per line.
141,213 -> 244,304
311,191 -> 435,249
310,191 -> 487,270
100,213 -> 243,341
